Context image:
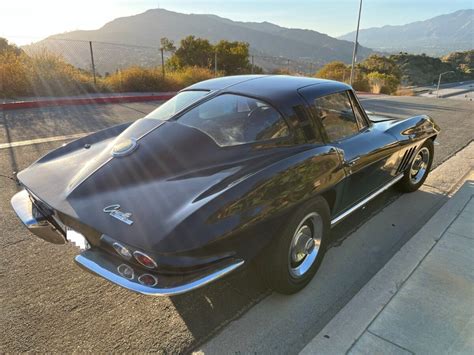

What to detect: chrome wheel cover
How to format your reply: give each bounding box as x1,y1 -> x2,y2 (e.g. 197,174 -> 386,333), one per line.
409,147 -> 430,184
288,212 -> 323,278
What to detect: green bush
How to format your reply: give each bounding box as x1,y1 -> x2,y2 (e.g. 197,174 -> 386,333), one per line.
315,61 -> 349,82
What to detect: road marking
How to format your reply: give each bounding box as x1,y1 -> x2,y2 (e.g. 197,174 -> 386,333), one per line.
0,132 -> 89,150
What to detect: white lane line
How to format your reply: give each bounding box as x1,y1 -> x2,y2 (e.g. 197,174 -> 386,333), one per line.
0,132 -> 89,150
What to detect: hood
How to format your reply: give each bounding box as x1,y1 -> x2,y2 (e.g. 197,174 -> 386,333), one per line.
18,118 -> 298,253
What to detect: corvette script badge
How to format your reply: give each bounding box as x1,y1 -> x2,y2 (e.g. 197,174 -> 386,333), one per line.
103,204 -> 133,225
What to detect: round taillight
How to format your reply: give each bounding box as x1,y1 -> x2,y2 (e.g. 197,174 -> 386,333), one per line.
113,242 -> 132,259
117,264 -> 134,280
133,251 -> 157,269
138,274 -> 158,287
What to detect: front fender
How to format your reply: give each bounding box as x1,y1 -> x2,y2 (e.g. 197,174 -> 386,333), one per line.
386,115 -> 440,144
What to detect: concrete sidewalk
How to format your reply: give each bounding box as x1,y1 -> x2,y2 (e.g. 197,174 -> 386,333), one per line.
301,173 -> 474,355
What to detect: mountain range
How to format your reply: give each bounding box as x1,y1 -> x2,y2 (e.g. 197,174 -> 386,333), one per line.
24,8 -> 473,74
339,9 -> 473,56
24,9 -> 372,74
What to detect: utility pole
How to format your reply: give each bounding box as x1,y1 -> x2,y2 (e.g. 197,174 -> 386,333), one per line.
251,55 -> 254,74
436,71 -> 454,98
287,59 -> 290,73
350,0 -> 363,86
89,41 -> 97,85
160,47 -> 165,78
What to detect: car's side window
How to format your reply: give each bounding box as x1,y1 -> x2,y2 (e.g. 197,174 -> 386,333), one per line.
313,92 -> 360,142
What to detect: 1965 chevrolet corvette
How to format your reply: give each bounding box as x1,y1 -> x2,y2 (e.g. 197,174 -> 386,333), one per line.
11,75 -> 440,296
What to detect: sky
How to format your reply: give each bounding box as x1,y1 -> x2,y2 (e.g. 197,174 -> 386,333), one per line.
1,0 -> 472,45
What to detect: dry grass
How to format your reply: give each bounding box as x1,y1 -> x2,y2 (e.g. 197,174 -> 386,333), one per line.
394,88 -> 416,96
0,50 -> 100,98
104,66 -> 216,92
0,49 -> 217,98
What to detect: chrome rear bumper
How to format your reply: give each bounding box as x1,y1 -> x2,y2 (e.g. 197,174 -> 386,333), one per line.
11,190 -> 66,244
12,189 -> 244,296
75,249 -> 244,296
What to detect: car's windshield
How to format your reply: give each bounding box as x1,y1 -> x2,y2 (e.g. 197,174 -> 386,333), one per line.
176,94 -> 289,146
145,90 -> 208,120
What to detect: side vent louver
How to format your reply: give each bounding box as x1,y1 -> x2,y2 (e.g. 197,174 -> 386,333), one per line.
396,146 -> 417,174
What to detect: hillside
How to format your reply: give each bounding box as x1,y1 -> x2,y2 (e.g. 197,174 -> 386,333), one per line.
23,8 -> 372,74
391,51 -> 474,86
339,9 -> 474,56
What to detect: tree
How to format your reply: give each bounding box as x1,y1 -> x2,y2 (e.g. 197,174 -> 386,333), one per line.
214,40 -> 251,75
160,37 -> 176,52
167,36 -> 254,75
0,37 -> 22,55
359,54 -> 401,78
315,61 -> 349,82
167,35 -> 214,69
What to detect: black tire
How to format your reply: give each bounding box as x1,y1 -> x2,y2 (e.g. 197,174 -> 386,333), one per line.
258,196 -> 330,294
397,139 -> 434,193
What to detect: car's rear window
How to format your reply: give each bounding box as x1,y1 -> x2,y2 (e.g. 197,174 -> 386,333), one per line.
145,90 -> 208,120
176,94 -> 289,146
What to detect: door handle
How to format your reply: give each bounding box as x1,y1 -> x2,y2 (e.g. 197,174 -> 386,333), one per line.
344,156 -> 360,167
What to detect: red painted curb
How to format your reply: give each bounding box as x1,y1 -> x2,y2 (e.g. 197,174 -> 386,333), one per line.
0,94 -> 176,110
355,91 -> 381,96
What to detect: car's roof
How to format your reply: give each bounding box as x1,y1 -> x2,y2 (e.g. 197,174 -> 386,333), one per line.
185,75 -> 351,104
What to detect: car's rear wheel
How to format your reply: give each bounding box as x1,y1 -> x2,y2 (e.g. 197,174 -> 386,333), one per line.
258,197 -> 330,294
397,139 -> 434,193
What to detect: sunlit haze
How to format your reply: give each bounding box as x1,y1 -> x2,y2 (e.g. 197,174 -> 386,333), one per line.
1,0 -> 472,45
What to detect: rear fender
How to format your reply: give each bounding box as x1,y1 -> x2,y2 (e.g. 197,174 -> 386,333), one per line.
169,145 -> 345,259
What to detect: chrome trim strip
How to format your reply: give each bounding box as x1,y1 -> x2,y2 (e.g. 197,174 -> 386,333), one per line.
330,174 -> 403,227
75,254 -> 245,296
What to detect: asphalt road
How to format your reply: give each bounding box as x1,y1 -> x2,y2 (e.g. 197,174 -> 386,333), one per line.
0,96 -> 472,353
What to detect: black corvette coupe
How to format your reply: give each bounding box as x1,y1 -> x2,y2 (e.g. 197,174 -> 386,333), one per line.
11,75 -> 440,295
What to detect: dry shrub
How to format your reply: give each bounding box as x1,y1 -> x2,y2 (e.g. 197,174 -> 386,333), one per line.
166,66 -> 216,89
1,48 -> 216,98
394,88 -> 416,96
105,66 -> 216,92
27,50 -> 98,96
104,66 -> 164,92
0,48 -> 100,98
0,51 -> 31,97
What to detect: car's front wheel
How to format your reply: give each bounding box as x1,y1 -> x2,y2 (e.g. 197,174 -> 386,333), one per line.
397,139 -> 434,193
259,197 -> 330,294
